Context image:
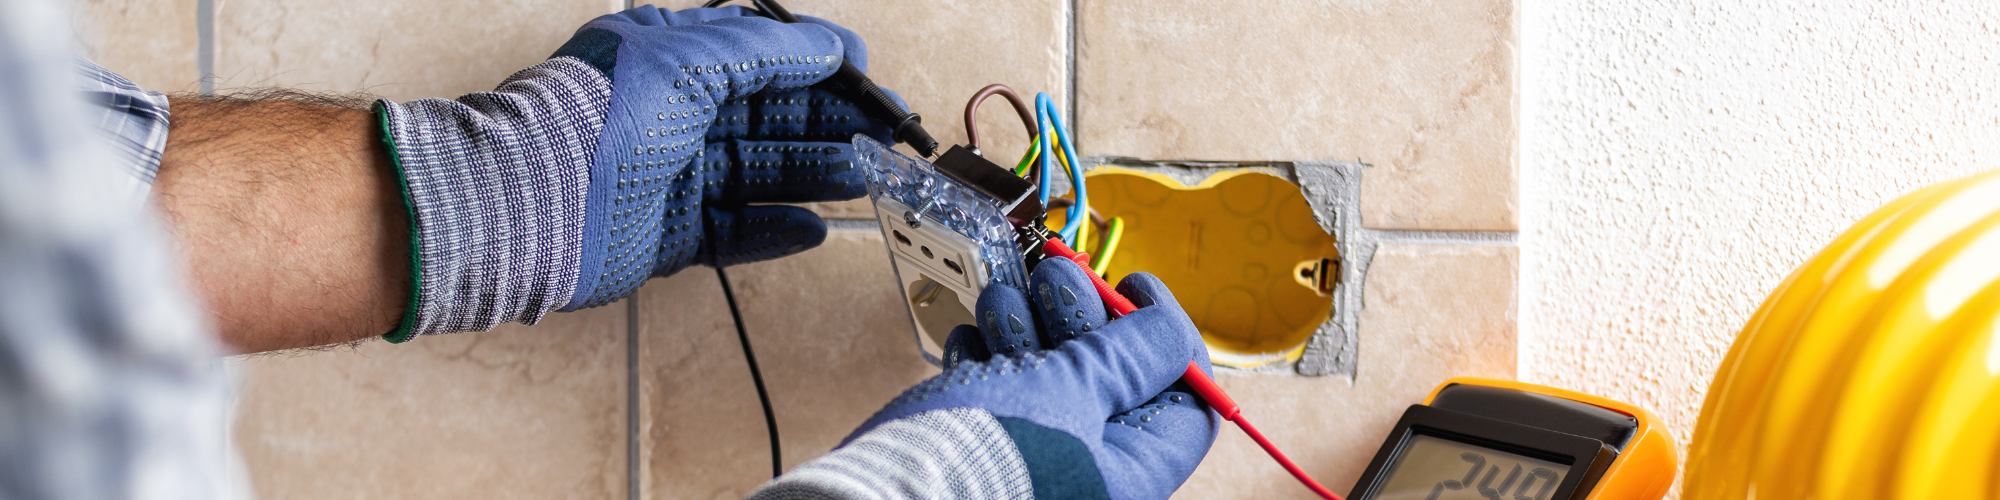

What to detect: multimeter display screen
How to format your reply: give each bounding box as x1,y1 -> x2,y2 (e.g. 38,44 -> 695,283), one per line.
1371,435 -> 1570,500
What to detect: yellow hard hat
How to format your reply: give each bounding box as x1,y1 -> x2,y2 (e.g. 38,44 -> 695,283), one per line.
1687,170 -> 2000,499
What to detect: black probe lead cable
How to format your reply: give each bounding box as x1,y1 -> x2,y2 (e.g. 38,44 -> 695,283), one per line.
716,266 -> 782,479
694,0 -> 941,157
685,1 -> 783,476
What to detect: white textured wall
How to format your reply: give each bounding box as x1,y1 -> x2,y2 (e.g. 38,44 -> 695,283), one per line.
1521,0 -> 2000,492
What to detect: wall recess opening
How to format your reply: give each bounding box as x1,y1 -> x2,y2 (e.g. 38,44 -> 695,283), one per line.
1047,167 -> 1340,370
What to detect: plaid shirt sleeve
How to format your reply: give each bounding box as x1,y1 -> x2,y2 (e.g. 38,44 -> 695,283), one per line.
0,0 -> 240,496
71,58 -> 172,199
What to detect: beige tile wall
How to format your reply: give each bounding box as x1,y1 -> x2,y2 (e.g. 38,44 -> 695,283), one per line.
635,231 -> 934,498
82,0 -> 1520,497
785,0 -> 1070,219
1079,0 -> 1516,231
72,0 -> 201,91
165,0 -> 633,497
233,306 -> 627,499
215,0 -> 620,100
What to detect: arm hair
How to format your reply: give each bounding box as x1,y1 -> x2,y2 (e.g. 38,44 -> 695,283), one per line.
153,89 -> 409,353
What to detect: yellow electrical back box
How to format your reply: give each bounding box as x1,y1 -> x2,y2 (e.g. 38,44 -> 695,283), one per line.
1048,167 -> 1338,369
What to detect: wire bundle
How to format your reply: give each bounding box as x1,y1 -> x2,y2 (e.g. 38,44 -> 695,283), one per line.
1018,92 -> 1339,500
1032,92 -> 1087,245
974,85 -> 1344,500
1003,92 -> 1125,276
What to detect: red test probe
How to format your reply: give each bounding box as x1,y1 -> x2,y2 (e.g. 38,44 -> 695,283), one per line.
1040,240 -> 1346,500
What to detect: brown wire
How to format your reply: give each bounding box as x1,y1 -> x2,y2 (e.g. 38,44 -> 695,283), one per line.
963,84 -> 1038,153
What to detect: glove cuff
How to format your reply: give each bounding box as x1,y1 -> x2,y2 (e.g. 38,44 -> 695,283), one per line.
747,408 -> 1034,500
375,56 -> 609,340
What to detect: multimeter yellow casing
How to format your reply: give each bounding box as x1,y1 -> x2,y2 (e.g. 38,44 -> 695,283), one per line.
1420,378 -> 1677,500
1349,377 -> 1676,500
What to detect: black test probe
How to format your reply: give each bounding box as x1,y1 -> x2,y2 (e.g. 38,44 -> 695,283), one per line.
702,0 -> 941,158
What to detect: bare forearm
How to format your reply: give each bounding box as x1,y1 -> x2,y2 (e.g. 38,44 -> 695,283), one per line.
153,94 -> 408,353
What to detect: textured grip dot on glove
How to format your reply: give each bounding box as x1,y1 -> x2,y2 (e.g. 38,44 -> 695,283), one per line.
558,8 -> 896,310
847,259 -> 1220,500
375,5 -> 905,336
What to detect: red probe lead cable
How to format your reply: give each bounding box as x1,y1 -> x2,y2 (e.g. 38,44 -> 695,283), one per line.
1041,240 -> 1346,500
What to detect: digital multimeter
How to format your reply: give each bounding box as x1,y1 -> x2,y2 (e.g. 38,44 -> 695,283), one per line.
1348,378 -> 1677,500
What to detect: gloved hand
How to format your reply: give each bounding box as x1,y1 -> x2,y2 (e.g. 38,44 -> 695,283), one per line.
374,5 -> 900,340
747,258 -> 1220,500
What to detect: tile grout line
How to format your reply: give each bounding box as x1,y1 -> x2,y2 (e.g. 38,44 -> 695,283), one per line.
196,0 -> 213,94
1065,0 -> 1079,145
824,218 -> 881,232
627,0 -> 639,489
1371,229 -> 1518,245
626,294 -> 639,500
628,1 -> 640,491
627,3 -> 640,496
832,219 -> 1516,246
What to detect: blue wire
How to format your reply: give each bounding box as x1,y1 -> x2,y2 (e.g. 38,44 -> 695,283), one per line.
1036,97 -> 1052,206
1038,93 -> 1087,244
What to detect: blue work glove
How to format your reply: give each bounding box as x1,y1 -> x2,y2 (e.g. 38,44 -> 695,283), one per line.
746,259 -> 1220,500
375,5 -> 900,339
